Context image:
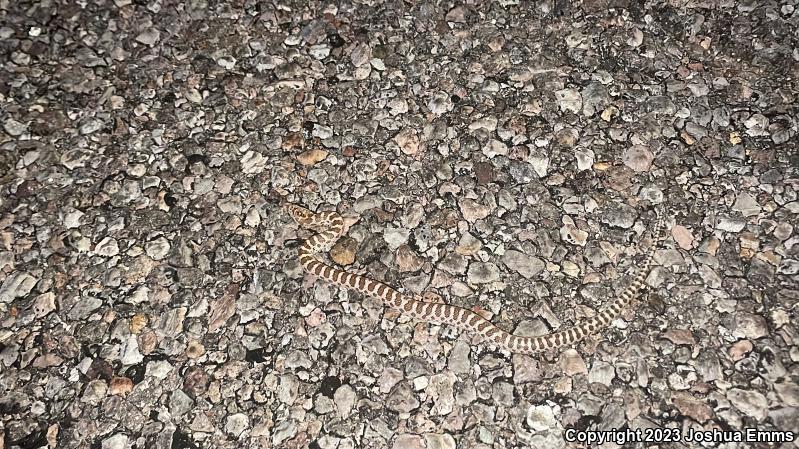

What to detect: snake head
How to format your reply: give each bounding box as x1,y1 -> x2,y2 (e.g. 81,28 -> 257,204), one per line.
284,204 -> 314,224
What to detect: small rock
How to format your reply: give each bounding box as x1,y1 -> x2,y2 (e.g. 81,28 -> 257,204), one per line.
94,237 -> 119,257
424,433 -> 456,449
333,384 -> 357,419
427,92 -> 453,115
732,192 -> 760,217
671,225 -> 694,250
774,382 -> 799,407
135,28 -> 160,46
63,209 -> 85,229
459,198 -> 491,222
241,150 -> 267,174
482,140 -> 508,158
386,381 -> 420,413
456,233 -> 482,255
169,389 -> 194,418
744,114 -> 769,136
297,149 -> 328,166
145,237 -> 171,260
330,237 -> 356,266
396,245 -> 424,272
0,271 -> 38,303
526,404 -> 557,431
32,292 -> 56,318
502,250 -> 545,279
32,353 -> 63,368
622,145 -> 655,172
672,393 -> 713,423
555,88 -> 582,113
467,262 -> 500,284
312,124 -> 333,139
559,224 -> 588,246
350,43 -> 371,67
574,147 -> 595,171
216,55 -> 236,69
102,434 -> 129,449
468,117 -> 498,132
560,349 -> 587,376
727,388 -> 768,420
728,340 -> 753,361
120,335 -> 144,365
225,413 -> 250,437
394,128 -> 421,155
588,360 -> 615,386
731,313 -> 768,339
109,376 -> 134,396
393,434 -> 425,449
4,118 -> 27,136
663,329 -> 696,345
82,379 -> 108,405
492,381 -> 515,407
69,296 -> 102,319
384,227 -> 410,250
447,342 -> 471,374
445,6 -> 467,22
601,203 -> 638,229
79,119 -> 103,135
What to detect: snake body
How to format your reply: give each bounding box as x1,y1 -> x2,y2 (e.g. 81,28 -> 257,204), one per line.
286,203 -> 664,354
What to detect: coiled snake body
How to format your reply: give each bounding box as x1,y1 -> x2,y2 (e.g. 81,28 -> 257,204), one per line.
286,203 -> 664,354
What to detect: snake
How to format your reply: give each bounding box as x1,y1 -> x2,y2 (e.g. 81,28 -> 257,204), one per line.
285,203 -> 665,354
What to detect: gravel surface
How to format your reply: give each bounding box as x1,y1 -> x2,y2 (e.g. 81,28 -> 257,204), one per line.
1,1 -> 798,448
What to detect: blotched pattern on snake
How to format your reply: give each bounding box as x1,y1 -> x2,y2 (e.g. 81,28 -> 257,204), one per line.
285,203 -> 666,354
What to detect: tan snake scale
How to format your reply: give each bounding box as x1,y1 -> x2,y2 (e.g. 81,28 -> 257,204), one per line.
286,203 -> 665,354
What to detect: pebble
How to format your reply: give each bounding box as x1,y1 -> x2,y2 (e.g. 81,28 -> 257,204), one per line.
731,313 -> 769,339
394,128 -> 421,155
94,237 -> 120,257
727,388 -> 768,421
560,349 -> 588,376
588,361 -> 615,386
672,393 -> 713,423
526,404 -> 557,431
467,262 -> 501,284
386,382 -> 420,413
4,118 -> 27,136
145,237 -> 171,260
241,150 -> 267,174
482,139 -> 508,158
622,145 -> 654,172
459,198 -> 491,222
574,147 -> 595,171
297,149 -> 329,166
135,28 -> 160,46
427,92 -> 453,115
555,88 -> 582,113
732,192 -> 761,217
0,272 -> 38,303
330,237 -> 357,266
384,227 -> 411,250
601,203 -> 638,229
225,413 -> 250,437
502,250 -> 544,279
424,433 -> 456,449
334,384 -> 357,418
102,434 -> 129,449
728,340 -> 753,361
120,335 -> 144,365
393,434 -> 425,449
559,224 -> 588,246
671,225 -> 695,249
